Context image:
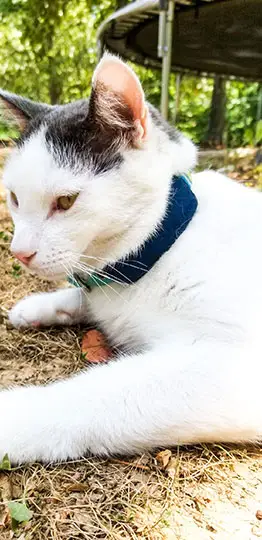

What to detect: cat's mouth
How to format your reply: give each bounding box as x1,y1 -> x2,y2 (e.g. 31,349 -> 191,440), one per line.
18,259 -> 68,282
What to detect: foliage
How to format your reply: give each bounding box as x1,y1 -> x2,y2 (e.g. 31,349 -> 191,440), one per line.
0,0 -> 261,147
256,120 -> 262,144
226,81 -> 260,147
0,120 -> 18,139
0,452 -> 11,470
174,76 -> 213,143
8,500 -> 32,523
0,0 -> 99,103
8,500 -> 32,530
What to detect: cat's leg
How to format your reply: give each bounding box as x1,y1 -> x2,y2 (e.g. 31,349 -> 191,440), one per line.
0,340 -> 261,464
9,287 -> 89,328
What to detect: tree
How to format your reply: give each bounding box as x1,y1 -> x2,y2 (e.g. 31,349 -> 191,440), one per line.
0,0 -> 260,147
0,0 -> 112,104
206,75 -> 226,147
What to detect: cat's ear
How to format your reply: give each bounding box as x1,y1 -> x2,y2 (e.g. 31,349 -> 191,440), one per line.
0,90 -> 51,132
90,54 -> 148,145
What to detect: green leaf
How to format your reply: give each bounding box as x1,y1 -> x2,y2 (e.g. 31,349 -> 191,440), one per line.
0,453 -> 11,470
12,261 -> 22,278
8,501 -> 32,523
255,120 -> 262,144
0,231 -> 9,241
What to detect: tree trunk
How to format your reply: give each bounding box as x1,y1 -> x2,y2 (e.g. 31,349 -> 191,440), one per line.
206,75 -> 226,147
48,58 -> 62,104
115,0 -> 127,8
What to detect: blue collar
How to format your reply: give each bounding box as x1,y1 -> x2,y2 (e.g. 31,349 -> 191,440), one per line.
70,173 -> 198,290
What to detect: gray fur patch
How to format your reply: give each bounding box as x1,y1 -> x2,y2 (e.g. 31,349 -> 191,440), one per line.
0,89 -> 182,175
148,104 -> 181,142
44,100 -> 124,174
0,89 -> 50,120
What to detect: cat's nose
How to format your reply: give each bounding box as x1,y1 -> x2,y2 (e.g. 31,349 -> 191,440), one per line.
12,251 -> 37,266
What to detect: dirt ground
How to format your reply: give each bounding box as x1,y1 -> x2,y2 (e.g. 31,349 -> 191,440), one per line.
0,147 -> 262,539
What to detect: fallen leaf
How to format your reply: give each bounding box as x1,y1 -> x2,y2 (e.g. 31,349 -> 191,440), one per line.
166,457 -> 178,479
0,508 -> 10,529
81,329 -> 112,364
8,501 -> 32,530
0,474 -> 13,501
45,496 -> 62,504
156,449 -> 172,469
59,510 -> 71,520
65,482 -> 89,493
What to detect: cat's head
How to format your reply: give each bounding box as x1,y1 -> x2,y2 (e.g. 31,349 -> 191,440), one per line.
0,54 -> 196,281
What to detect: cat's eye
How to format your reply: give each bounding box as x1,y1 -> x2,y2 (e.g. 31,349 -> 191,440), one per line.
56,193 -> 79,211
10,191 -> 19,207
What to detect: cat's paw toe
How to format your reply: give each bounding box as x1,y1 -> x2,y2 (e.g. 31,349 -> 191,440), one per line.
9,296 -> 75,328
9,302 -> 38,328
9,296 -> 51,328
55,310 -> 74,325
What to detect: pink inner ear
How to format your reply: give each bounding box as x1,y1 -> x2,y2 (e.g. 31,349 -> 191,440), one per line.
95,59 -> 145,125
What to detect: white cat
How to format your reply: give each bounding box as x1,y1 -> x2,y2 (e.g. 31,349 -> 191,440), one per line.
0,54 -> 262,465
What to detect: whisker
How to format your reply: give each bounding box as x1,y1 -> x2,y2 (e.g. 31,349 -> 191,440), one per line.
72,260 -> 129,304
80,253 -> 147,270
79,254 -> 147,284
70,255 -> 127,288
72,262 -> 112,303
61,260 -> 87,314
78,261 -> 129,288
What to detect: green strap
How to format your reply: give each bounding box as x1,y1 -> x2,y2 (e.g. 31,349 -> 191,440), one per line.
68,273 -> 112,290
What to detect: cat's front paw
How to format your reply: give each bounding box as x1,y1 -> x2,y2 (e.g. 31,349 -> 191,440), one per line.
9,292 -> 74,328
0,387 -> 52,464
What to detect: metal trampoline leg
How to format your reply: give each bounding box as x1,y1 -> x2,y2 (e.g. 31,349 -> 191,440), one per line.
160,0 -> 175,120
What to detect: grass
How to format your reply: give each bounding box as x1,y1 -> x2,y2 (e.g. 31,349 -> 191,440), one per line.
0,148 -> 262,539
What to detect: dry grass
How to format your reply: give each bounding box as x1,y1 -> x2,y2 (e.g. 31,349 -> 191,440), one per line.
0,148 -> 262,539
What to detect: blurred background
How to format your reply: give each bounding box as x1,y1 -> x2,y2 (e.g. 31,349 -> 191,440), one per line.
0,0 -> 261,182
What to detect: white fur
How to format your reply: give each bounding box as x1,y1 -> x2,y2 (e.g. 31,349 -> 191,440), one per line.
1,59 -> 262,464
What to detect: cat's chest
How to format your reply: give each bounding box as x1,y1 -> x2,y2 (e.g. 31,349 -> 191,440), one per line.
87,281 -> 162,351
85,256 -> 203,350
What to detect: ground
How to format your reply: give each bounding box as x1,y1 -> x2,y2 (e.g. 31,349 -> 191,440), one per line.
0,147 -> 262,539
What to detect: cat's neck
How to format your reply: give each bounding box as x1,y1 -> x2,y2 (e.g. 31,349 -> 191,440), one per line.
84,119 -> 197,269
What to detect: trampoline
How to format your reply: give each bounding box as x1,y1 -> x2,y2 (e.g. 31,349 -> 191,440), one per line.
97,0 -> 262,117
